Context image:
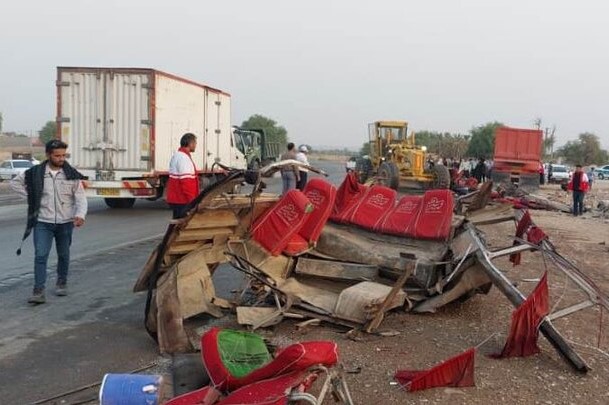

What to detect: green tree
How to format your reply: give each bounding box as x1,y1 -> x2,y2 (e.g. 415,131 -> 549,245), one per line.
557,132 -> 608,165
38,120 -> 57,144
360,141 -> 371,156
241,114 -> 288,145
466,122 -> 503,159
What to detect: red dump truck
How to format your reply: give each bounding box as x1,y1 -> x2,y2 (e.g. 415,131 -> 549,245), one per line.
491,126 -> 543,189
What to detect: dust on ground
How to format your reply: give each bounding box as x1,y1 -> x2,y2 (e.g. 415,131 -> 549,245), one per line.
216,181 -> 609,404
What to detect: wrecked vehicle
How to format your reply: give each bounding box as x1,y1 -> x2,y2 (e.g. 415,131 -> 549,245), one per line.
134,160 -> 609,396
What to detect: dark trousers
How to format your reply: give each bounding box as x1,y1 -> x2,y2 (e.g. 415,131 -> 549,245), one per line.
572,191 -> 585,216
297,171 -> 308,191
33,221 -> 74,290
169,203 -> 188,219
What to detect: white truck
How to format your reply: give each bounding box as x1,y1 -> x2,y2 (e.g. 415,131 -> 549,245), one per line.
56,66 -> 246,208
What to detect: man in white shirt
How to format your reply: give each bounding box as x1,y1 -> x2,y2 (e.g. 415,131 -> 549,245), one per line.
295,145 -> 309,191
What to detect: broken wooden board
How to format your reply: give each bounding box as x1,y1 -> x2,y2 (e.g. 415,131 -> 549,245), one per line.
156,269 -> 193,354
334,281 -> 406,324
278,278 -> 341,315
236,307 -> 284,329
316,223 -> 449,269
294,257 -> 378,281
185,210 -> 239,230
466,203 -> 515,226
176,251 -> 223,319
466,181 -> 493,212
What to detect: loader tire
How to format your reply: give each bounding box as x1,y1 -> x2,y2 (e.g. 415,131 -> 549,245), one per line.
430,164 -> 450,189
378,162 -> 400,190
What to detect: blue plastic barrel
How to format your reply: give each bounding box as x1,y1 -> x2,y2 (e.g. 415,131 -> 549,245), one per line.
99,374 -> 162,405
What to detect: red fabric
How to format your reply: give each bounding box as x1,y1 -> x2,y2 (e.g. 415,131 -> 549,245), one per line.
527,226 -> 547,244
509,210 -> 533,266
165,386 -> 222,405
167,148 -> 199,204
491,272 -> 549,358
330,172 -> 367,223
567,172 -> 589,192
376,195 -> 422,236
413,190 -> 454,240
299,179 -> 337,243
283,234 -> 309,256
216,371 -> 310,405
251,190 -> 313,256
201,328 -> 338,392
395,348 -> 475,392
349,185 -> 397,230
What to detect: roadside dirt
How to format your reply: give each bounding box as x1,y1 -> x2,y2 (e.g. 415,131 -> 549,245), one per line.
219,182 -> 609,404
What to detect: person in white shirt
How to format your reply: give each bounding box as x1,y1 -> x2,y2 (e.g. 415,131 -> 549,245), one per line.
295,145 -> 309,191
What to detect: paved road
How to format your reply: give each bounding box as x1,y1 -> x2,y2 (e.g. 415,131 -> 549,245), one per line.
0,159 -> 346,403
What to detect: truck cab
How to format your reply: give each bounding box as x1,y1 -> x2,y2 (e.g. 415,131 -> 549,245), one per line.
232,127 -> 280,170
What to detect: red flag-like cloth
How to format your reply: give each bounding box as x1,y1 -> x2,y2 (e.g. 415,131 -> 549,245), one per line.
491,272 -> 549,358
509,210 -> 533,265
394,348 -> 475,392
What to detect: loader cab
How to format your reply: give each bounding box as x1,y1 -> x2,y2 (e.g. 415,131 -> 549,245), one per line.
368,121 -> 409,163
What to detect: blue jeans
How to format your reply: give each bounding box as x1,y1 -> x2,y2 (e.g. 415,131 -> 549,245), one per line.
572,191 -> 584,216
281,171 -> 297,195
33,221 -> 74,290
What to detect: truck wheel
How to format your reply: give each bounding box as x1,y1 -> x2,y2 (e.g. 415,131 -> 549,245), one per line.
430,164 -> 450,189
104,198 -> 136,209
378,162 -> 400,190
491,171 -> 510,187
599,173 -> 605,180
519,173 -> 540,191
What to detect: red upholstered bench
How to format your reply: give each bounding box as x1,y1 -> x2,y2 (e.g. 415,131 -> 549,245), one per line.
251,189 -> 313,256
284,179 -> 337,256
330,171 -> 367,224
348,185 -> 397,230
376,194 -> 422,237
201,328 -> 338,393
413,189 -> 454,240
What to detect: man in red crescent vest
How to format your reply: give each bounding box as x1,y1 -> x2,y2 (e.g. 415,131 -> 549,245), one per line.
166,133 -> 199,218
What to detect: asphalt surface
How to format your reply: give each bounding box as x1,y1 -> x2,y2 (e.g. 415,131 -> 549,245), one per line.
0,159 -> 346,403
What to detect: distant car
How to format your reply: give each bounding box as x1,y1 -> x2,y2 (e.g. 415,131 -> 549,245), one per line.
594,165 -> 609,180
548,164 -> 571,183
0,159 -> 34,181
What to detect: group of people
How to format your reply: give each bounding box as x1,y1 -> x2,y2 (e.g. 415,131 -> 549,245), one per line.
279,142 -> 310,194
427,156 -> 493,183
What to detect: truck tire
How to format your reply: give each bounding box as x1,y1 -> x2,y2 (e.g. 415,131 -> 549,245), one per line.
430,164 -> 450,189
104,198 -> 136,209
598,173 -> 605,180
378,162 -> 400,190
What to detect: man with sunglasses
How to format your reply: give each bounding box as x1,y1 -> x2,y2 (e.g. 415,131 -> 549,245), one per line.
11,139 -> 87,304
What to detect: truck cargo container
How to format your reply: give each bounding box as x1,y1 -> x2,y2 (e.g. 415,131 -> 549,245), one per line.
491,126 -> 543,189
56,67 -> 246,208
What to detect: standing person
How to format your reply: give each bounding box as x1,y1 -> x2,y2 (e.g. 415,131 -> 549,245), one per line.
11,140 -> 87,304
166,133 -> 199,219
473,158 -> 486,183
280,143 -> 300,194
567,165 -> 589,216
295,145 -> 310,191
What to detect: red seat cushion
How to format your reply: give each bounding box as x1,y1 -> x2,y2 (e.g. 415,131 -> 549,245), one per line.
376,195 -> 422,236
349,185 -> 397,230
299,179 -> 337,243
216,371 -> 310,405
330,172 -> 367,223
251,189 -> 313,256
413,190 -> 454,240
283,233 -> 310,256
202,328 -> 338,392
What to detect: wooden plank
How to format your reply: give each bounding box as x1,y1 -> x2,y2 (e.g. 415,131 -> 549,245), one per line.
176,253 -> 223,319
167,241 -> 208,255
175,227 -> 234,242
207,194 -> 280,209
334,281 -> 407,325
316,223 -> 448,268
295,258 -> 378,281
186,210 -> 239,230
156,269 -> 193,354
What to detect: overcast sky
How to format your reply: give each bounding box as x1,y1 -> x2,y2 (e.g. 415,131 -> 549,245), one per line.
1,0 -> 608,149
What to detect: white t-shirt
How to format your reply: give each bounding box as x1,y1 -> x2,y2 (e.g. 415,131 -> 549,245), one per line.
296,152 -> 309,172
